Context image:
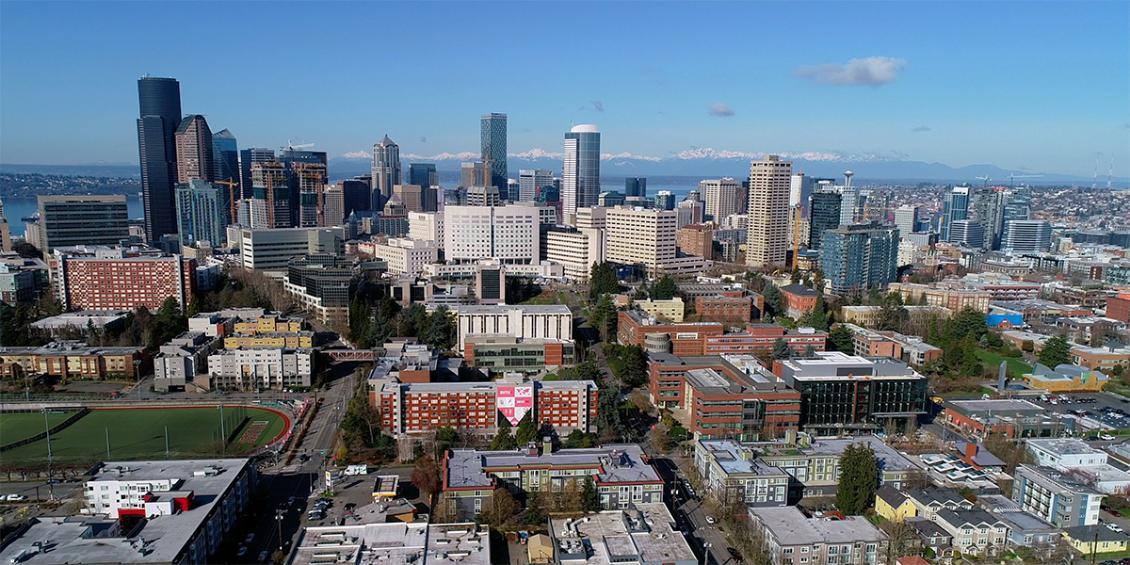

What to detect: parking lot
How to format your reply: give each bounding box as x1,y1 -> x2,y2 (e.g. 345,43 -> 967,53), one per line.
1026,391 -> 1130,432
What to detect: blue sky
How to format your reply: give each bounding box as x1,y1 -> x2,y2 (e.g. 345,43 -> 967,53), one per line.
1,1 -> 1127,176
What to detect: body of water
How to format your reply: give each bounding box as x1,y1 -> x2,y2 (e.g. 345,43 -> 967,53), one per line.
3,195 -> 145,237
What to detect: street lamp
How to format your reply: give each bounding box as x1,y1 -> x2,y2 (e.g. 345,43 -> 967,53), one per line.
275,506 -> 286,553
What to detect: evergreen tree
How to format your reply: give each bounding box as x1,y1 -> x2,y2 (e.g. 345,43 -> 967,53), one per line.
491,418 -> 517,450
799,294 -> 829,330
828,325 -> 854,353
1039,335 -> 1073,368
582,477 -> 601,512
589,262 -> 621,299
835,443 -> 878,515
761,284 -> 782,317
524,491 -> 546,525
424,307 -> 456,350
650,275 -> 679,300
515,413 -> 539,444
591,294 -> 618,342
771,338 -> 793,360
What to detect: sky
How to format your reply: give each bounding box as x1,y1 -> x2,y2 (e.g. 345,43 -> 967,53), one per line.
1,1 -> 1128,177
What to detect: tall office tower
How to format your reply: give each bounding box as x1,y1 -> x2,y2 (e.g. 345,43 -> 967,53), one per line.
819,223 -> 899,296
211,129 -> 240,187
940,185 -> 971,241
948,219 -> 985,248
174,114 -> 214,184
562,124 -> 600,223
293,162 -> 327,227
598,191 -> 626,207
625,177 -> 647,199
745,155 -> 792,268
251,161 -> 291,228
444,205 -> 540,264
409,163 -> 438,189
836,171 -> 857,226
34,195 -> 130,251
1001,220 -> 1052,254
278,148 -> 328,227
518,169 -> 554,201
1002,186 -> 1031,223
239,148 -> 275,200
465,185 -> 502,206
136,76 -> 182,241
894,205 -> 920,238
789,173 -> 815,217
340,178 -> 371,217
699,178 -> 742,222
971,187 -> 1005,250
322,184 -> 345,226
480,113 -> 508,190
393,184 -> 435,213
807,191 -> 842,250
676,197 -> 704,229
505,179 -> 520,202
460,161 -> 489,188
371,135 -> 401,211
654,191 -> 676,211
175,180 -> 227,246
604,207 -> 677,275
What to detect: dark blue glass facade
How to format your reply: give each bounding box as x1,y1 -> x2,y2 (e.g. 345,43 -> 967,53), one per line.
137,77 -> 182,241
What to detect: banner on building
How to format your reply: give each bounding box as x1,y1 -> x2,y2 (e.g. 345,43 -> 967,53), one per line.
497,385 -> 534,426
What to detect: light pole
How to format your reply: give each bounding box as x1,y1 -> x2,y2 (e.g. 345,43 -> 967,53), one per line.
276,506 -> 286,553
43,408 -> 55,500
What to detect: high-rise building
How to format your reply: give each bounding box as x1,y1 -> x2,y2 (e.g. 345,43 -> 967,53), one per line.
174,114 -> 214,184
340,178 -> 371,217
211,129 -> 239,188
807,191 -> 842,251
322,183 -> 345,226
1001,220 -> 1052,254
175,180 -> 227,246
676,197 -> 704,229
293,162 -> 327,228
562,124 -> 600,223
745,156 -> 791,268
1002,186 -> 1031,223
394,184 -> 435,213
605,207 -> 677,275
655,191 -> 676,211
371,135 -> 401,211
971,187 -> 1006,250
948,219 -> 984,249
465,185 -> 502,207
239,148 -> 275,201
250,161 -> 291,228
408,163 -> 438,189
0,197 -> 10,252
820,223 -> 899,296
789,173 -> 814,216
480,113 -> 507,190
519,169 -> 554,202
136,76 -> 182,242
894,205 -> 920,238
699,178 -> 742,222
35,195 -> 130,251
625,177 -> 647,199
940,185 -> 971,242
444,205 -> 540,264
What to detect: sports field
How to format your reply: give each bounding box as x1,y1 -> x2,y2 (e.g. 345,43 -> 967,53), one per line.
0,410 -> 79,446
0,406 -> 289,467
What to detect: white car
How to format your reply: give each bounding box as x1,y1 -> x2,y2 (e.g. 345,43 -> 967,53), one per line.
3,494 -> 28,501
705,516 -> 716,525
1100,433 -> 1116,441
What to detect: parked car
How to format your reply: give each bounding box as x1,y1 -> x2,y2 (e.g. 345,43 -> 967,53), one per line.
1100,433 -> 1116,441
237,546 -> 248,558
3,494 -> 28,502
705,516 -> 716,525
258,550 -> 270,562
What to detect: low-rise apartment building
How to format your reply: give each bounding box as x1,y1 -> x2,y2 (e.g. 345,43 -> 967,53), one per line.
0,341 -> 146,381
693,439 -> 789,506
748,506 -> 889,565
1011,464 -> 1104,527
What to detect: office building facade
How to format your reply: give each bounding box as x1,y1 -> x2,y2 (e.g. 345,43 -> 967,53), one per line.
211,128 -> 239,187
605,207 -> 677,274
745,156 -> 792,268
371,135 -> 401,210
175,180 -> 227,246
941,185 -> 971,241
443,205 -> 539,264
174,114 -> 214,184
700,178 -> 742,222
35,195 -> 130,251
625,177 -> 647,198
518,169 -> 554,202
408,163 -> 438,189
807,190 -> 842,250
136,76 -> 182,241
1002,220 -> 1052,253
480,113 -> 507,190
562,124 -> 600,223
820,223 -> 899,296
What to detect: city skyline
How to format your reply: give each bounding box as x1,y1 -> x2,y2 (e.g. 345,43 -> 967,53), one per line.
0,2 -> 1127,178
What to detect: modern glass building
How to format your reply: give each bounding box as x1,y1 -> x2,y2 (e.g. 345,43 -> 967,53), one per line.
949,219 -> 985,249
807,191 -> 842,250
562,124 -> 600,222
819,222 -> 899,296
239,148 -> 275,202
1001,220 -> 1052,254
212,129 -> 240,190
654,190 -> 676,211
480,113 -> 507,191
625,177 -> 647,198
36,195 -> 130,251
175,180 -> 227,246
519,169 -> 554,202
409,163 -> 438,188
136,76 -> 182,241
941,185 -> 971,241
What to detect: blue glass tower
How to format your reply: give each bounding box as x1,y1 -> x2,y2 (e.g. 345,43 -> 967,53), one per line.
136,76 -> 182,241
481,113 -> 507,191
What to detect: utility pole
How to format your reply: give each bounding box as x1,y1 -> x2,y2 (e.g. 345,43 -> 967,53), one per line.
165,426 -> 170,457
43,409 -> 54,500
105,427 -> 110,459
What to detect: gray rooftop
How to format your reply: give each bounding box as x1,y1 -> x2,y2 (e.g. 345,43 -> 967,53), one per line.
445,445 -> 660,490
699,439 -> 787,477
749,506 -> 888,546
548,503 -> 695,565
802,436 -> 918,472
946,398 -> 1044,416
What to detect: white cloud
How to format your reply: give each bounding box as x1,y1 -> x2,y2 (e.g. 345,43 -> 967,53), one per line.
509,148 -> 563,160
342,150 -> 369,159
672,148 -> 890,162
708,102 -> 735,117
601,152 -> 662,162
796,57 -> 906,86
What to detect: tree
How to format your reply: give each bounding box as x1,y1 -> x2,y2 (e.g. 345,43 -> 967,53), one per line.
1039,335 -> 1072,368
524,491 -> 546,525
761,283 -> 782,317
650,275 -> 679,300
582,477 -> 600,512
835,443 -> 878,515
799,294 -> 829,330
877,293 -> 909,332
491,418 -> 517,450
153,296 -> 187,346
563,430 -> 596,448
616,345 -> 649,388
589,262 -> 620,299
411,455 -> 442,501
591,294 -> 618,342
771,338 -> 793,360
481,488 -> 520,527
424,307 -> 456,351
434,427 -> 459,458
515,413 -> 539,445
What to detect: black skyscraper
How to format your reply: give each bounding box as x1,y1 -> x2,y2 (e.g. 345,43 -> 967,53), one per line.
136,77 -> 182,241
808,191 -> 842,250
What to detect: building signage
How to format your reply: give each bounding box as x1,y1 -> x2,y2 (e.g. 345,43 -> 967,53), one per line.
497,385 -> 534,425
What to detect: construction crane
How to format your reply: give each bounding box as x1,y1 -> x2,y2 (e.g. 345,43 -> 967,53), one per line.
974,176 -> 991,187
213,178 -> 241,223
791,205 -> 802,271
282,140 -> 315,152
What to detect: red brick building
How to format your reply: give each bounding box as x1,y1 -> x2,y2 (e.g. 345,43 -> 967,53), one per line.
1108,292 -> 1130,323
703,324 -> 827,356
647,352 -> 800,440
676,223 -> 713,259
779,284 -> 820,319
60,255 -> 196,311
694,293 -> 755,322
370,378 -> 598,438
617,309 -> 724,356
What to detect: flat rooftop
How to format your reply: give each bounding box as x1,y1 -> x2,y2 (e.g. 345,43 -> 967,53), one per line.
749,506 -> 888,546
946,398 -> 1044,416
445,445 -> 660,490
699,439 -> 787,477
801,436 -> 918,472
1027,438 -> 1099,456
549,503 -> 695,565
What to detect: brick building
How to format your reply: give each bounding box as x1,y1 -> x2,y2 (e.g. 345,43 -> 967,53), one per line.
779,284 -> 820,318
648,353 -> 801,440
462,336 -> 575,374
0,341 -> 147,381
59,254 -> 196,310
617,309 -> 724,356
1107,292 -> 1130,323
676,223 -> 713,259
694,292 -> 756,322
702,324 -> 827,356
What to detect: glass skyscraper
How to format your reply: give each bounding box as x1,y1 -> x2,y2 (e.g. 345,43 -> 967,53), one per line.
409,163 -> 438,188
941,185 -> 971,242
212,129 -> 240,189
136,76 -> 182,241
175,180 -> 227,246
624,177 -> 647,198
563,124 -> 600,222
371,135 -> 401,211
819,223 -> 899,296
240,148 -> 275,201
481,113 -> 507,191
808,191 -> 842,250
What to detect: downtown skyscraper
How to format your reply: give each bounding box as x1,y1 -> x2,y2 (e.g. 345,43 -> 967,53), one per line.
745,155 -> 792,268
136,76 -> 182,241
480,113 -> 507,191
372,135 -> 401,211
211,129 -> 240,187
174,114 -> 214,183
562,124 -> 600,224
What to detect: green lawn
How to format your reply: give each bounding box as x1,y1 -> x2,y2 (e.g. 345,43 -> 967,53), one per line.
974,348 -> 1033,378
0,406 -> 287,467
0,410 -> 79,446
